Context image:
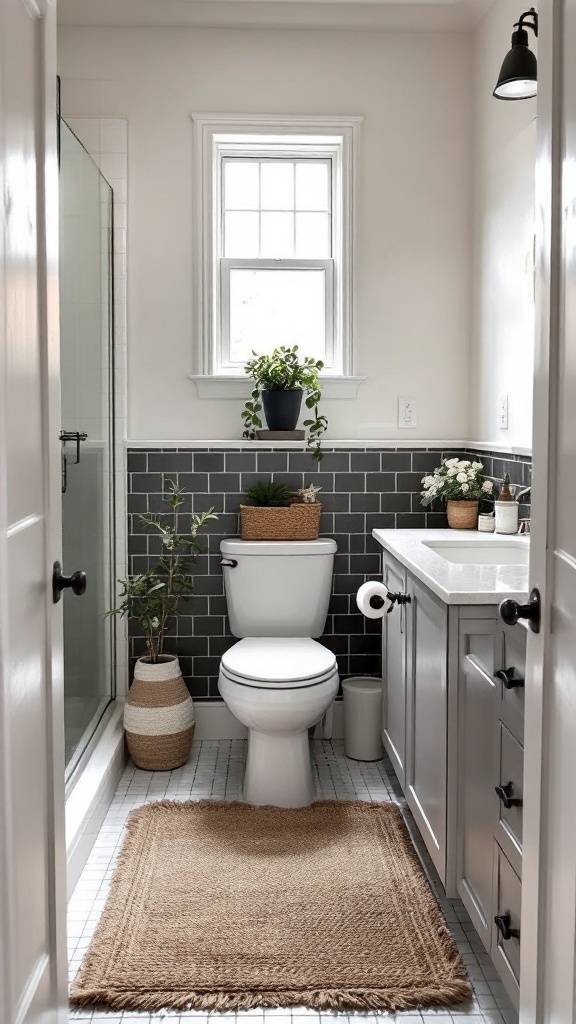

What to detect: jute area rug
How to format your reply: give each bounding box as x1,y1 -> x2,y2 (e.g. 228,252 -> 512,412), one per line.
70,799 -> 471,1014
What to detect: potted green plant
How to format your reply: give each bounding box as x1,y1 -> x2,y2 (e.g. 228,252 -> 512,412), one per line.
241,345 -> 328,462
109,480 -> 217,770
420,458 -> 494,530
239,478 -> 322,540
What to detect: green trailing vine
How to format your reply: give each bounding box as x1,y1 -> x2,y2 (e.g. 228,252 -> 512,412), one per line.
241,345 -> 328,462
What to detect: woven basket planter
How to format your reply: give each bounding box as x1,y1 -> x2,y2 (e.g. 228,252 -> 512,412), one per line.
124,655 -> 195,770
239,502 -> 322,541
446,499 -> 479,530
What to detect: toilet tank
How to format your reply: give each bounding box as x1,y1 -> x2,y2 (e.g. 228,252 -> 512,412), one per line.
220,538 -> 337,638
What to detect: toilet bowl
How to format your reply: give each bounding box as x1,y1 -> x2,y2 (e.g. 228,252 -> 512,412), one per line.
218,536 -> 339,807
218,637 -> 339,807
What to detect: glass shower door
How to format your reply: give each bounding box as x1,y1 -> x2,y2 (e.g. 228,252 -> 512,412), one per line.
59,120 -> 115,779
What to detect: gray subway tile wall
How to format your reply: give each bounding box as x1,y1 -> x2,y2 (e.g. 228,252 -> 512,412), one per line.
127,446 -> 532,699
464,448 -> 532,520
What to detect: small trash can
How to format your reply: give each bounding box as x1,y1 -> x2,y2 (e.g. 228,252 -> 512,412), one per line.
342,677 -> 384,761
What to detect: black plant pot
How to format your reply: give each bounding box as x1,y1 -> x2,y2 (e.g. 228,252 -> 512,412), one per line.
262,389 -> 303,431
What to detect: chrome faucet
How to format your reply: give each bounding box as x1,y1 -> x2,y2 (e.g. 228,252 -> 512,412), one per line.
515,486 -> 531,534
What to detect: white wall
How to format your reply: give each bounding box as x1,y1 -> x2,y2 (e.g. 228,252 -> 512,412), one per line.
58,25 -> 473,443
470,1 -> 536,451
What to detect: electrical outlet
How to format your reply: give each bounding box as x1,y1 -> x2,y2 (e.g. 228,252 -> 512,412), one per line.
398,397 -> 417,428
498,393 -> 509,429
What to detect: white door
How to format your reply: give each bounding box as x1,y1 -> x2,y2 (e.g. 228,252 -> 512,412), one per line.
520,1 -> 576,1021
0,0 -> 68,1022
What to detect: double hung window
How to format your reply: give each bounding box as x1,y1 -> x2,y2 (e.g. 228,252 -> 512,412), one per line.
191,115 -> 361,388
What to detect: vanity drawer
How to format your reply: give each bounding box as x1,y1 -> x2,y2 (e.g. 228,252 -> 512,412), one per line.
495,723 -> 524,871
492,844 -> 522,1009
498,624 -> 526,741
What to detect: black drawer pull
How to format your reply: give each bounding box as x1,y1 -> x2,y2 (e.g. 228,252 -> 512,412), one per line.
495,666 -> 525,690
495,913 -> 520,942
495,782 -> 523,809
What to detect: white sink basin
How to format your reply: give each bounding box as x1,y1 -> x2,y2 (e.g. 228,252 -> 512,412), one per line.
422,539 -> 529,566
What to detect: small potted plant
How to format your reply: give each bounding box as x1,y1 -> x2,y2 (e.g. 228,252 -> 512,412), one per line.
239,478 -> 322,540
109,480 -> 217,770
420,458 -> 494,530
241,345 -> 328,462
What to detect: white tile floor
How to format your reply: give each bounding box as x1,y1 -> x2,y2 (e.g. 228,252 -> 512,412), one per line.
68,740 -> 517,1024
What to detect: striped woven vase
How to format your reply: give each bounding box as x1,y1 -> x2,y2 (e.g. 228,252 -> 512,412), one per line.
124,655 -> 195,771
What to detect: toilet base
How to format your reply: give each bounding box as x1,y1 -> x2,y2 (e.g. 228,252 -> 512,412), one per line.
243,728 -> 314,807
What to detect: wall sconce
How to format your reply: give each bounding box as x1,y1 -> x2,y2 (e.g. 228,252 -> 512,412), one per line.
493,7 -> 538,100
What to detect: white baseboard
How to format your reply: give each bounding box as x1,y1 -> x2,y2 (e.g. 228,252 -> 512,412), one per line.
65,703 -> 126,897
194,702 -> 248,739
194,699 -> 344,740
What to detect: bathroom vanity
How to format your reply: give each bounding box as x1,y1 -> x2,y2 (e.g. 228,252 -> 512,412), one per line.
373,529 -> 529,1010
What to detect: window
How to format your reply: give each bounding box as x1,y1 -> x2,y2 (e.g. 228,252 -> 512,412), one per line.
191,115 -> 363,397
222,158 -> 333,367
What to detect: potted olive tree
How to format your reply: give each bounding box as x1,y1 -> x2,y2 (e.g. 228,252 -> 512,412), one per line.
241,345 -> 328,462
109,480 -> 217,770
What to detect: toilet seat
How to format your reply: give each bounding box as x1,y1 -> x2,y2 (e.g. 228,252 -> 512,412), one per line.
220,637 -> 337,689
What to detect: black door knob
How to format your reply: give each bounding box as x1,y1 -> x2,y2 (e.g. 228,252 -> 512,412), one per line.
499,587 -> 541,634
52,561 -> 87,604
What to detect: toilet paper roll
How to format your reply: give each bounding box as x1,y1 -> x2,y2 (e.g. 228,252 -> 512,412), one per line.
356,580 -> 392,619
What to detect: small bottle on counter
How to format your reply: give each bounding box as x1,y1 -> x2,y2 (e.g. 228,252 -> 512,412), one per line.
478,512 -> 495,533
495,474 -> 519,534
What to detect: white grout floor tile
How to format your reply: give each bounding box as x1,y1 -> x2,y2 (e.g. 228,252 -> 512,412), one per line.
68,740 -> 518,1024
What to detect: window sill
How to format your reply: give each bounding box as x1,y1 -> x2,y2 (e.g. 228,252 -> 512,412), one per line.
189,375 -> 366,400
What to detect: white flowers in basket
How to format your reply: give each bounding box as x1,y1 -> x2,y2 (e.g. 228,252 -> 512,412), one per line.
421,458 -> 494,507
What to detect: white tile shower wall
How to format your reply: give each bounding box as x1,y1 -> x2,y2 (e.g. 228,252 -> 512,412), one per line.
66,116 -> 129,697
68,739 -> 518,1024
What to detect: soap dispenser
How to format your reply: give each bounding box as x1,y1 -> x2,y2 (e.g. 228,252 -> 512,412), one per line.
495,474 -> 519,534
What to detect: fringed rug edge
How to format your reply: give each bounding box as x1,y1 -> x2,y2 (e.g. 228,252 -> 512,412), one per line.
70,979 -> 473,1014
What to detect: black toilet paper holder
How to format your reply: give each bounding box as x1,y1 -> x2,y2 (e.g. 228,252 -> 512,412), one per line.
369,591 -> 412,613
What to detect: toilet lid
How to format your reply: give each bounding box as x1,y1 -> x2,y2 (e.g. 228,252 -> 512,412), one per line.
221,637 -> 337,689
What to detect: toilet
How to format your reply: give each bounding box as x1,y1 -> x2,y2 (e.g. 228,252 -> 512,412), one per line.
218,537 -> 339,807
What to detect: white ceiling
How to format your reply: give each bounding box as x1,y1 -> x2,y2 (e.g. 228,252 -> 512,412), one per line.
57,0 -> 494,32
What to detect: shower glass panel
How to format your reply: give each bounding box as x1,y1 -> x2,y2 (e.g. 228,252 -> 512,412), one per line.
59,120 -> 115,780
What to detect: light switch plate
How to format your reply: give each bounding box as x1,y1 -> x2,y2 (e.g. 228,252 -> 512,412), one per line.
398,397 -> 417,428
498,393 -> 509,429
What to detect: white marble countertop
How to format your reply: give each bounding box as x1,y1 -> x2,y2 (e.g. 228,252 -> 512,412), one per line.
372,528 -> 530,605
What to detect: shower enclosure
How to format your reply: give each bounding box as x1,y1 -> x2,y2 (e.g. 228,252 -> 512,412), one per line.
59,120 -> 116,780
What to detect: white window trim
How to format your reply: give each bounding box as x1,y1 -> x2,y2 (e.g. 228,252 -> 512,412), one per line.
189,113 -> 365,399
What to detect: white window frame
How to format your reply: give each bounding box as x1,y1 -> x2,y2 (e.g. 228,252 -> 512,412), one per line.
190,113 -> 364,399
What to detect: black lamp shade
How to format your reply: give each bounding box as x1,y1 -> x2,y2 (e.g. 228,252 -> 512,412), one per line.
493,29 -> 538,100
